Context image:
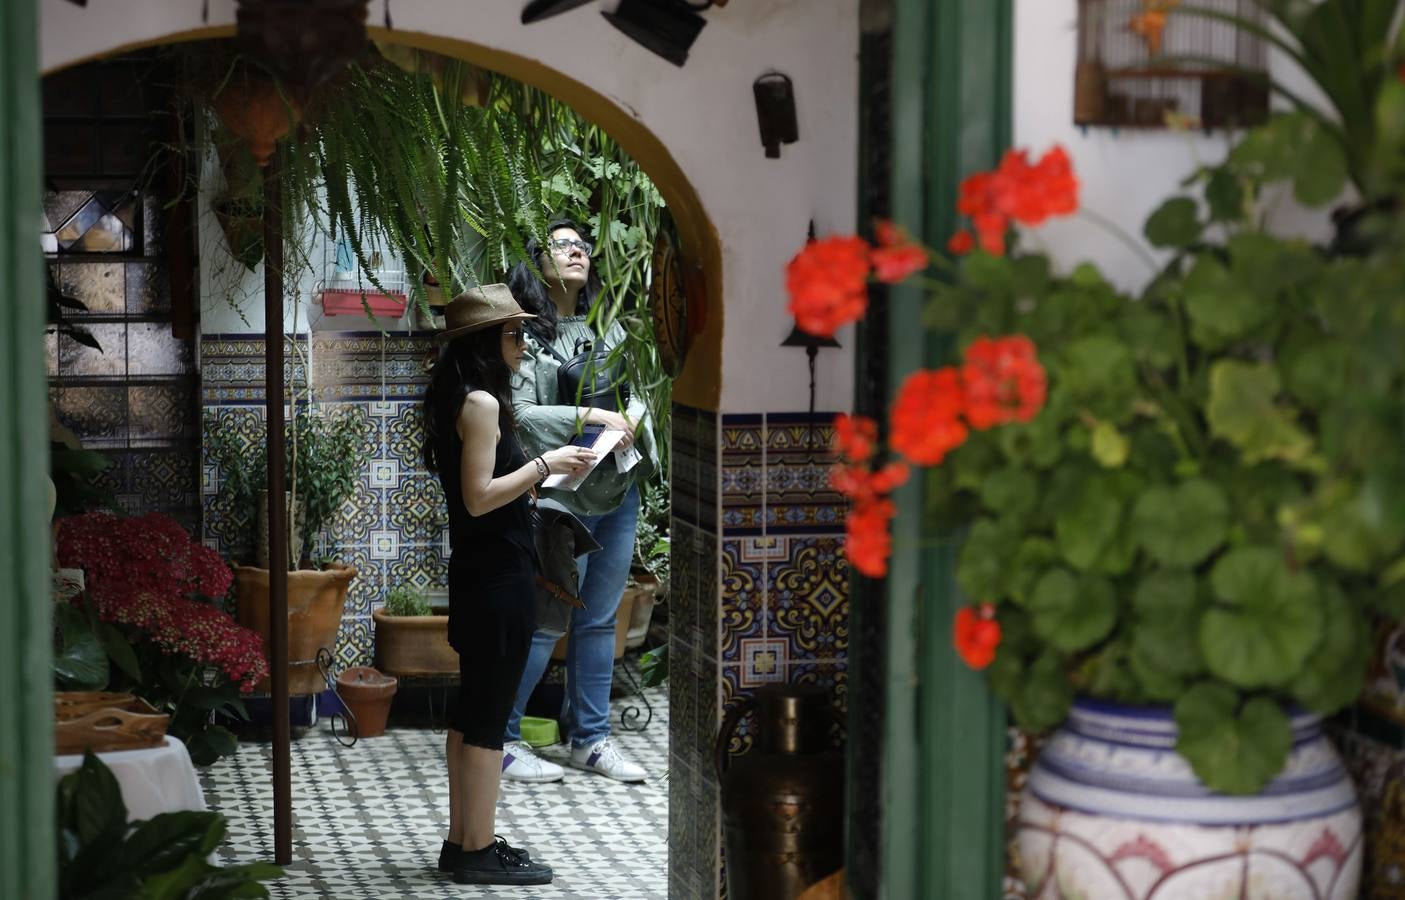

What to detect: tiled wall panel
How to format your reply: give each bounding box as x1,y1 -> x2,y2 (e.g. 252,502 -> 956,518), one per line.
200,333 -> 444,671
669,408 -> 848,900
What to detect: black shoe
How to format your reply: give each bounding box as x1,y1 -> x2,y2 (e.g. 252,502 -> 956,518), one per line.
453,839 -> 553,885
438,841 -> 460,873
440,836 -> 531,873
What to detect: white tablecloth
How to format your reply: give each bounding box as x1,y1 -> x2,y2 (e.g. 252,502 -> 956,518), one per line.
55,736 -> 207,821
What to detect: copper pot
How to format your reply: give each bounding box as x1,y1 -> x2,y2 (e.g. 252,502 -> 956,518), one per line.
210,74 -> 302,167
715,684 -> 845,900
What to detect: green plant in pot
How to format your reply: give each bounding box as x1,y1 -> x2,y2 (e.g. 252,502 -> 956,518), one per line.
786,52 -> 1405,889
372,582 -> 457,677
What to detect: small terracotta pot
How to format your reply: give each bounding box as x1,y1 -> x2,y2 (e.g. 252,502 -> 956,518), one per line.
336,666 -> 397,739
210,74 -> 302,167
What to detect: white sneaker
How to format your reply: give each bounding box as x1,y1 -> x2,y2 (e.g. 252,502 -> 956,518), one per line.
501,741 -> 565,783
569,737 -> 646,783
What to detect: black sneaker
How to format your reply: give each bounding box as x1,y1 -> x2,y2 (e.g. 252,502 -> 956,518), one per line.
438,841 -> 460,873
453,839 -> 553,885
439,836 -> 530,872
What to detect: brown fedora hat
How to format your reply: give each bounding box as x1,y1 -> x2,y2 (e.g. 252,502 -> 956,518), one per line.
435,283 -> 535,342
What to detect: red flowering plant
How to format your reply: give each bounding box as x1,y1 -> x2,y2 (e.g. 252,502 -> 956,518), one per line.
55,511 -> 268,765
789,114 -> 1405,796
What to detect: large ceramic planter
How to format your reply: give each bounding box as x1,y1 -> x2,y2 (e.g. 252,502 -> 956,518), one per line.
372,605 -> 456,676
1015,699 -> 1362,899
233,562 -> 357,696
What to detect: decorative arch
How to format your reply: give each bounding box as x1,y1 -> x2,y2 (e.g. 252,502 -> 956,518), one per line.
42,24 -> 723,408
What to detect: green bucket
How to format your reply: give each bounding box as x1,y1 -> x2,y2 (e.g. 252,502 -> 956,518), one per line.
519,716 -> 560,748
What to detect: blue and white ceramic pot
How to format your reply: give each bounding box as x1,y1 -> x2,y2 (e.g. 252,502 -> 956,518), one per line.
1015,698 -> 1362,899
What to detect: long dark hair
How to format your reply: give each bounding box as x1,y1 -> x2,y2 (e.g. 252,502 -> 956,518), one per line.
506,216 -> 603,345
421,324 -> 516,473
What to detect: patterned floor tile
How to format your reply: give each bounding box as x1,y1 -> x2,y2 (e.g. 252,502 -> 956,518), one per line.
201,685 -> 670,899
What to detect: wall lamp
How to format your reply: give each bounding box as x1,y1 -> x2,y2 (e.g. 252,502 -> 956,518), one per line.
754,72 -> 799,158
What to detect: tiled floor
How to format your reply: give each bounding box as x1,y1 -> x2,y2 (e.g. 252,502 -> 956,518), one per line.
200,684 -> 670,899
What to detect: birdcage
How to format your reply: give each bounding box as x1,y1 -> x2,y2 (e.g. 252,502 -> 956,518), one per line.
1075,0 -> 1269,130
316,231 -> 408,319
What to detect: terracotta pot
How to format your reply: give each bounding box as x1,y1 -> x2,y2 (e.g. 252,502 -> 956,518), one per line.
1015,698 -> 1362,898
372,605 -> 457,676
210,74 -> 302,167
336,666 -> 397,738
233,562 -> 357,695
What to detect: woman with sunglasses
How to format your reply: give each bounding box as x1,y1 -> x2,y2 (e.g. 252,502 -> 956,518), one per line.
421,285 -> 597,885
498,217 -> 658,784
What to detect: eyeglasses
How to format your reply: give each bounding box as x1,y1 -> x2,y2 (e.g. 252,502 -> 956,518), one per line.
546,237 -> 593,256
502,329 -> 528,345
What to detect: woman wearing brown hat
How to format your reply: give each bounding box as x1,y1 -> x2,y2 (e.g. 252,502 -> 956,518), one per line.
421,284 -> 596,886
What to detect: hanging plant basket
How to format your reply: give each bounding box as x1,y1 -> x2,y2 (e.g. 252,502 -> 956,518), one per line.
211,194 -> 265,271
210,72 -> 302,167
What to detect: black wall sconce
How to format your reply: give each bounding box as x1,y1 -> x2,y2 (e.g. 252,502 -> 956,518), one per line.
601,0 -> 713,67
754,72 -> 798,158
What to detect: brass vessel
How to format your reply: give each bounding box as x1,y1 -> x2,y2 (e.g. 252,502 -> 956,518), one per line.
715,683 -> 845,900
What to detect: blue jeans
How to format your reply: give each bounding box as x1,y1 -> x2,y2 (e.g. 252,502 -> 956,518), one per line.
505,484 -> 640,748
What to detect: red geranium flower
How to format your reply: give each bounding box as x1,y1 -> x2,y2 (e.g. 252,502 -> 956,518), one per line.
953,145 -> 1080,256
961,335 -> 1047,429
785,235 -> 872,338
954,603 -> 1002,670
833,413 -> 879,463
889,368 -> 969,465
947,230 -> 975,255
870,220 -> 929,283
831,461 -> 909,578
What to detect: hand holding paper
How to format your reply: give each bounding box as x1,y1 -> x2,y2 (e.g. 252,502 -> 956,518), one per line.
541,428 -> 625,490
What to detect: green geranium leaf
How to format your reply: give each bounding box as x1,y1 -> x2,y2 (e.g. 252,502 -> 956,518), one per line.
1228,233 -> 1320,300
998,407 -> 1064,470
1200,547 -> 1324,688
1056,335 -> 1137,422
1010,538 -> 1059,606
1090,421 -> 1129,469
978,467 -> 1038,526
956,518 -> 1019,600
1080,637 -> 1141,703
1175,684 -> 1291,795
1029,569 -> 1117,652
1131,572 -> 1204,690
1286,336 -> 1348,409
1288,586 -> 1368,714
1144,197 -> 1202,248
1206,361 -> 1314,466
1117,305 -> 1180,370
1183,256 -> 1270,350
1205,168 -> 1245,222
1054,478 -> 1124,570
1009,651 -> 1074,733
1230,113 -> 1346,208
1130,479 -> 1229,568
1292,118 -> 1348,206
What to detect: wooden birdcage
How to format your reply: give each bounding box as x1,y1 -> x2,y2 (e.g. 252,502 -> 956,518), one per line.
1075,0 -> 1270,129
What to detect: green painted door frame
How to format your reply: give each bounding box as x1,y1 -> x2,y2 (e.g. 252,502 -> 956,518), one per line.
0,0 -> 56,897
880,1 -> 1013,897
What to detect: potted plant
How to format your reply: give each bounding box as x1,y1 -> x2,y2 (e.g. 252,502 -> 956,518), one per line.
206,405 -> 369,696
785,16 -> 1405,888
53,511 -> 268,765
372,583 -> 457,677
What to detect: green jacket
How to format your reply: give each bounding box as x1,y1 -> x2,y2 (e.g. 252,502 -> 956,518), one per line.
510,315 -> 657,517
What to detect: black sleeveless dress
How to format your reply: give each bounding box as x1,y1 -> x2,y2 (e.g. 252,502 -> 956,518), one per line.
435,394 -> 536,750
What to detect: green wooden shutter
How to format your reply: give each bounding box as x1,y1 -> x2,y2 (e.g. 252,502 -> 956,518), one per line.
0,0 -> 56,897
882,1 -> 1013,897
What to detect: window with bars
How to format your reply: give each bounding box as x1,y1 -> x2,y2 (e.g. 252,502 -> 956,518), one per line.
43,53 -> 202,533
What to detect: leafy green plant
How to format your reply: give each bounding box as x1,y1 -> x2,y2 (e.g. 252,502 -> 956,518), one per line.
632,477 -> 671,588
640,643 -> 668,689
1172,0 -> 1403,196
205,406 -> 371,564
382,584 -> 432,617
921,107 -> 1405,794
57,750 -> 281,899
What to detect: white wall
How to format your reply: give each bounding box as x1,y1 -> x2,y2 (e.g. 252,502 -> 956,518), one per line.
41,0 -> 861,414
1013,0 -> 1337,291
